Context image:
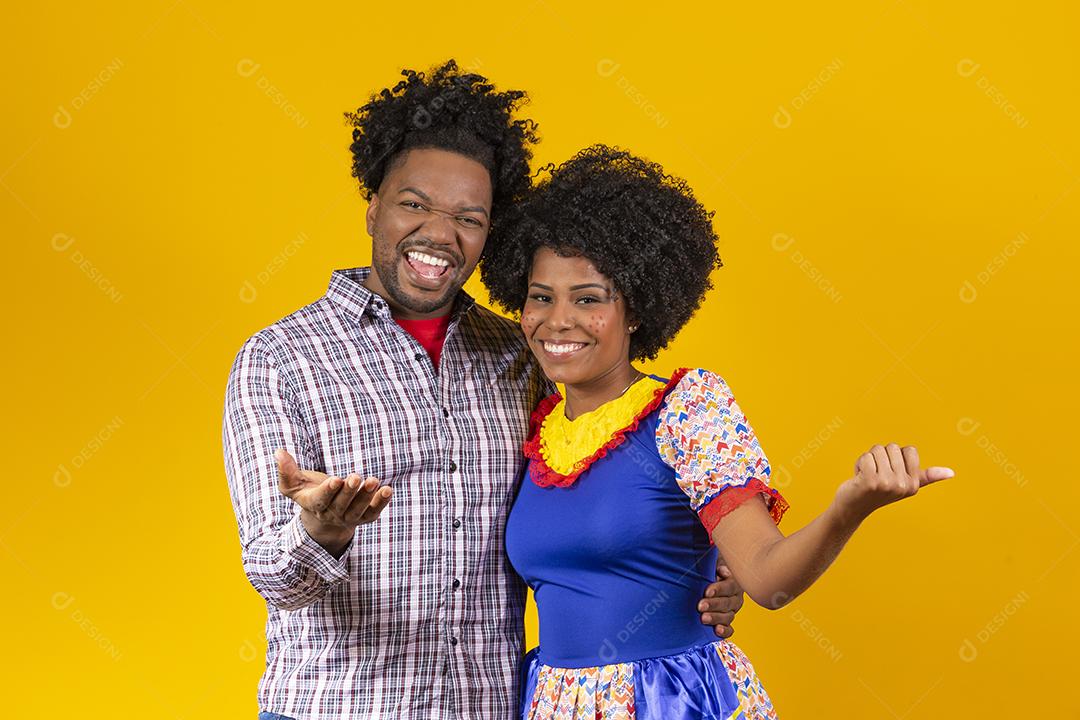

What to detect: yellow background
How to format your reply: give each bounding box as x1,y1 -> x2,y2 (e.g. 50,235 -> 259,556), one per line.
4,1 -> 1077,717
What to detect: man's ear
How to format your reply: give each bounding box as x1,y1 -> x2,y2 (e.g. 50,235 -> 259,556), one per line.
365,193 -> 380,236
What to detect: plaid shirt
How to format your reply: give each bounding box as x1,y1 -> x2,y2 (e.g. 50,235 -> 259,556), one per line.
223,267 -> 550,719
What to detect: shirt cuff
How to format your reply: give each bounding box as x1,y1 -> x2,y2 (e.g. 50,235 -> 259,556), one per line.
278,513 -> 353,585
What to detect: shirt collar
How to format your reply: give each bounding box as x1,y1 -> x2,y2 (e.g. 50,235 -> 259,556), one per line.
325,266 -> 476,325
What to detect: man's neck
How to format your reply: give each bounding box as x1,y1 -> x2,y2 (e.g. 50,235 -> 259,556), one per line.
362,270 -> 456,321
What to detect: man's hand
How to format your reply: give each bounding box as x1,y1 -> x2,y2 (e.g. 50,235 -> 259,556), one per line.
275,448 -> 393,556
698,559 -> 745,638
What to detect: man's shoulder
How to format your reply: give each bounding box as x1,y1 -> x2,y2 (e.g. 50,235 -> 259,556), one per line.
231,296 -> 335,364
460,303 -> 528,350
458,304 -> 553,396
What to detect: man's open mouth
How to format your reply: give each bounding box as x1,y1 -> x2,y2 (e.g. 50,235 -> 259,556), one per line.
404,249 -> 453,279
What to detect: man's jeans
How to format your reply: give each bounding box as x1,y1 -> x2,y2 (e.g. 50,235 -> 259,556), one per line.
258,713 -> 295,720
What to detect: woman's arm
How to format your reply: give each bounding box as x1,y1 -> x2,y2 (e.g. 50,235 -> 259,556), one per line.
712,443 -> 954,610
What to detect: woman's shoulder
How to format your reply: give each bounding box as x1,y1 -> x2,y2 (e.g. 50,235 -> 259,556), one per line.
659,367 -> 733,410
655,367 -> 749,451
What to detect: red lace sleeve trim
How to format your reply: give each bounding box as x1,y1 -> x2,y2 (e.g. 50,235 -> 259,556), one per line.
698,479 -> 790,538
523,368 -> 693,488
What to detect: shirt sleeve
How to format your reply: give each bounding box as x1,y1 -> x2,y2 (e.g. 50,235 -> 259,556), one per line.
656,368 -> 789,536
223,332 -> 352,611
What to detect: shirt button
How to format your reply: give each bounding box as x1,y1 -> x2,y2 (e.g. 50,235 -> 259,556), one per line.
448,460 -> 457,473
442,407 -> 450,418
452,578 -> 461,590
449,636 -> 458,646
452,518 -> 462,529
414,352 -> 425,362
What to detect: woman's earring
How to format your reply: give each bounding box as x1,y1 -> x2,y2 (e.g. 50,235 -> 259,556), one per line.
628,324 -> 639,333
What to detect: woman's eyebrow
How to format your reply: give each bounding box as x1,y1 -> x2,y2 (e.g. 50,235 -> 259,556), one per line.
528,282 -> 611,292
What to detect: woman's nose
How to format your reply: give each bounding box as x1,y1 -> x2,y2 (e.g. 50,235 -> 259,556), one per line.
545,301 -> 574,330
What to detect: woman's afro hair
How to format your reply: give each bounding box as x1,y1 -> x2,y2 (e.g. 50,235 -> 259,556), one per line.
345,59 -> 539,230
480,144 -> 722,361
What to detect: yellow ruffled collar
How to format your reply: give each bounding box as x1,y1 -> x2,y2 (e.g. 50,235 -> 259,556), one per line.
527,374 -> 674,486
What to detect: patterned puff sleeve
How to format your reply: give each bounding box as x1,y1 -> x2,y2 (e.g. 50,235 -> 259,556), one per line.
656,368 -> 789,537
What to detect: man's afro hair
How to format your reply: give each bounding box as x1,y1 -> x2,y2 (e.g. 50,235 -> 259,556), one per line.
345,59 -> 539,227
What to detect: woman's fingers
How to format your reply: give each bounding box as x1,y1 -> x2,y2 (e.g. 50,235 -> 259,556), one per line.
700,610 -> 736,626
850,442 -> 954,507
884,443 -> 917,494
856,450 -> 876,480
870,444 -> 889,477
885,442 -> 905,473
698,594 -> 742,614
901,445 -> 920,476
920,466 -> 955,486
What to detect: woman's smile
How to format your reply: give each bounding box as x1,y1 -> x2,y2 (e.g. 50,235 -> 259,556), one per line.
536,338 -> 590,360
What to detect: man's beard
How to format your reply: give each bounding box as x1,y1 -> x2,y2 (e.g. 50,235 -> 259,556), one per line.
372,238 -> 464,315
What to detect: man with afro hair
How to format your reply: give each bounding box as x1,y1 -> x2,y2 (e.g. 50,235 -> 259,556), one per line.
223,60 -> 741,720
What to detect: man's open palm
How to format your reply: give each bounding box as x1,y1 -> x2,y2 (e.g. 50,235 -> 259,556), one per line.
275,448 -> 393,536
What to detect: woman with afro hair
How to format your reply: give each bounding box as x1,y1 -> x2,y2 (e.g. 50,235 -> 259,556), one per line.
484,145 -> 955,719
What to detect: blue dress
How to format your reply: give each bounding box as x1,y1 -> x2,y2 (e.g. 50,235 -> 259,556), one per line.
506,369 -> 788,720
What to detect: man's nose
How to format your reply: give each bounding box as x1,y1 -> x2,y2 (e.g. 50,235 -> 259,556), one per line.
421,211 -> 457,246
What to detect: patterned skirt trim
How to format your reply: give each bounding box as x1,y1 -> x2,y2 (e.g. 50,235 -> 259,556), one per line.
519,640 -> 778,720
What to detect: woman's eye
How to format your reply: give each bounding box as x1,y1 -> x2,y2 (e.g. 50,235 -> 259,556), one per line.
527,294 -> 551,303
576,296 -> 599,304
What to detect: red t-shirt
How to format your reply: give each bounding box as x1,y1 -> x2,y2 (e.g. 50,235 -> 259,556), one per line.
394,314 -> 452,370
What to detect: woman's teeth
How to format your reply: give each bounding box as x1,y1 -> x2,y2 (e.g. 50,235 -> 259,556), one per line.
543,341 -> 587,355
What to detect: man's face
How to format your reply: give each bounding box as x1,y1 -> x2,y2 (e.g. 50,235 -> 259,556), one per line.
364,147 -> 493,319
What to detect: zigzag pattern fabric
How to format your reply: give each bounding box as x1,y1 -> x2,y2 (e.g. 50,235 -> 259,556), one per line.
715,640 -> 780,719
523,640 -> 779,720
656,368 -> 781,519
527,660 -> 636,719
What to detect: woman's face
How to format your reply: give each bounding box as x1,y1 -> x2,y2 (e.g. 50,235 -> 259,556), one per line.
521,246 -> 634,387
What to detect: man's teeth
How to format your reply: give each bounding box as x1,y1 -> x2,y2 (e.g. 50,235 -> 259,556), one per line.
406,250 -> 450,268
543,341 -> 587,354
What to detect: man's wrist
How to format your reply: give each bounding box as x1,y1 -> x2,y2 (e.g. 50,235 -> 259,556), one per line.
300,510 -> 354,557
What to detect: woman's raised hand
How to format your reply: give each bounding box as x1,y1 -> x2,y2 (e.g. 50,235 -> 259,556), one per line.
834,443 -> 954,522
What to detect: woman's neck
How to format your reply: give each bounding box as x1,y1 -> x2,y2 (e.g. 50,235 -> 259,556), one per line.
563,363 -> 643,420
